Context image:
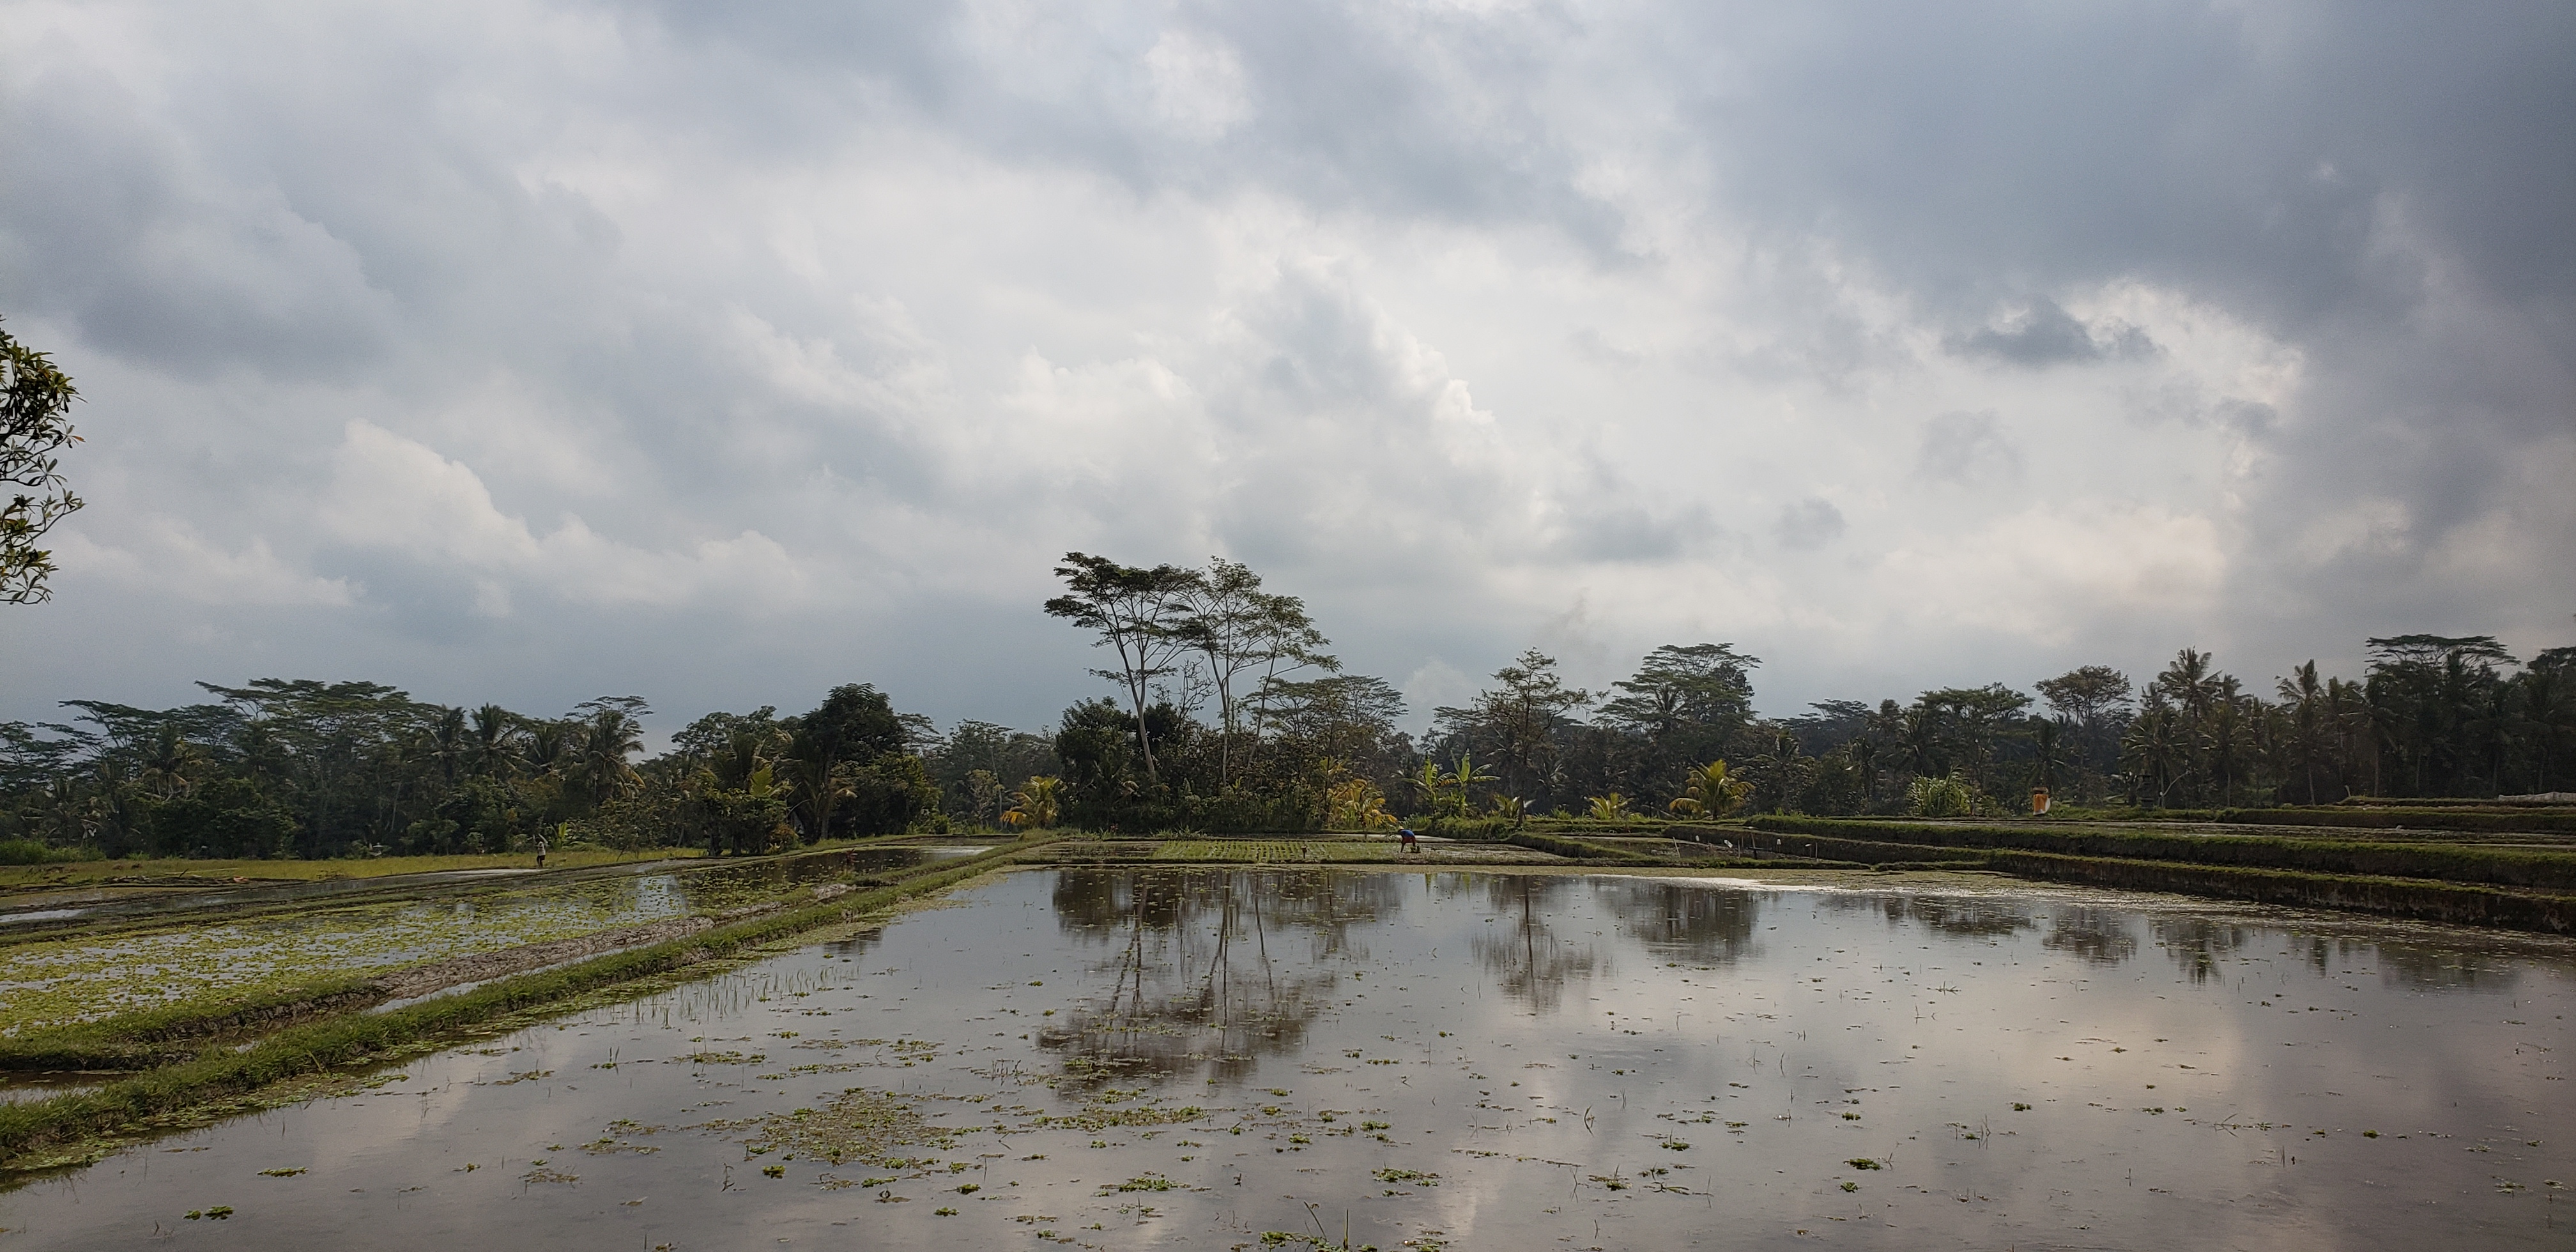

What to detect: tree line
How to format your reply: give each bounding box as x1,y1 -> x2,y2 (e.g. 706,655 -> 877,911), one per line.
4,553 -> 2568,859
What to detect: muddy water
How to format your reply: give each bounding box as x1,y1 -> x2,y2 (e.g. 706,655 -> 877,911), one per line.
1,868 -> 2569,1249
0,847 -> 977,1036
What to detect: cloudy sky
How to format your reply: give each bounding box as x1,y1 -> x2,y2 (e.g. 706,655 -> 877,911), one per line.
4,0 -> 2571,737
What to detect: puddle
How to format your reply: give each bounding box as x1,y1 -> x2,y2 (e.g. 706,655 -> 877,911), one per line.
0,847 -> 943,1036
1,868 -> 2569,1249
0,1074 -> 103,1106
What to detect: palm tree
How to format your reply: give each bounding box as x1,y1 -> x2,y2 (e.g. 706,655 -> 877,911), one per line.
2156,648 -> 2221,721
576,707 -> 645,805
2200,699 -> 2253,805
2276,662 -> 2331,805
525,721 -> 569,778
1848,737 -> 1879,803
467,705 -> 523,780
2524,665 -> 2566,791
1586,793 -> 1632,820
2121,702 -> 2187,807
1667,760 -> 1749,820
425,707 -> 468,785
137,723 -> 201,800
2029,717 -> 2071,796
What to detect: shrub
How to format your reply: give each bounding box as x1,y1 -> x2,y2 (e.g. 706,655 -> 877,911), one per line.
1907,774 -> 1975,818
0,839 -> 89,865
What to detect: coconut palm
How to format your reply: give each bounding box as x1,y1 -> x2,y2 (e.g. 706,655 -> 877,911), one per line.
576,706 -> 646,805
137,722 -> 201,800
2120,702 -> 2188,806
466,705 -> 523,780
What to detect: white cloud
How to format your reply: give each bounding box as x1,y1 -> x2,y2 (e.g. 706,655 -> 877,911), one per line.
318,421 -> 814,613
1,0 -> 2568,728
1144,30 -> 1251,141
54,522 -> 358,607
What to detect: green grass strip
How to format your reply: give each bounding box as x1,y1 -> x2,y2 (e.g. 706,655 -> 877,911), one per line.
1496,831 -> 1664,862
1981,850 -> 2576,934
2218,807 -> 2576,835
0,837 -> 1056,1172
1693,827 -> 1986,866
1746,816 -> 2576,890
0,979 -> 385,1071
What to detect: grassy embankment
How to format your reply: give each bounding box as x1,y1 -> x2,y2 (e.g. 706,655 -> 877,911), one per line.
1740,813 -> 2576,932
0,835 -> 1059,1174
0,846 -> 702,894
1053,830 -> 1791,869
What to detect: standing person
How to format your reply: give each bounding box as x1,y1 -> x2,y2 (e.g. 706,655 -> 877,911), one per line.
1398,826 -> 1419,854
535,828 -> 549,869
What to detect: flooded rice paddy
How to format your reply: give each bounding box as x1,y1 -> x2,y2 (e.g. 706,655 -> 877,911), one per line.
3,867 -> 2570,1249
0,848 -> 979,1036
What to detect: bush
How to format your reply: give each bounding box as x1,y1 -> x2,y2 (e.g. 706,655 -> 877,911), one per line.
141,779 -> 298,859
1906,775 -> 1975,818
0,839 -> 90,865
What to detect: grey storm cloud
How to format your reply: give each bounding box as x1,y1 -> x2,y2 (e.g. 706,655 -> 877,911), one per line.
1950,300 -> 2156,368
3,0 -> 2570,733
1774,499 -> 1847,551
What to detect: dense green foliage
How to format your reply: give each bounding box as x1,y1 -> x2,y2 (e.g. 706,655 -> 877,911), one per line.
8,552 -> 2568,857
1,316 -> 84,605
0,681 -> 959,859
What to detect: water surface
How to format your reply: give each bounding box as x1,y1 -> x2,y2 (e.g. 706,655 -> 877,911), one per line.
2,868 -> 2568,1249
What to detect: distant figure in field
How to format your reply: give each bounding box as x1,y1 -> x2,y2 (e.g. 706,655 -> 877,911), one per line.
535,832 -> 549,869
1398,827 -> 1419,853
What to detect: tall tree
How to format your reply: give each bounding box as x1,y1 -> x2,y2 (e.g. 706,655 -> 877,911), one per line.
2036,665 -> 2134,775
1172,558 -> 1332,788
1,318 -> 83,605
1434,649 -> 1593,808
572,697 -> 650,807
2275,661 -> 2332,804
784,684 -> 905,842
1044,553 -> 1201,783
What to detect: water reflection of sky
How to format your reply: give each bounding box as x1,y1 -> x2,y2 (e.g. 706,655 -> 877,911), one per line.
0,868 -> 2566,1251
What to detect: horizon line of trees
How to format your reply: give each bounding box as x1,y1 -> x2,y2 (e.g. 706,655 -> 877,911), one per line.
4,559 -> 2568,857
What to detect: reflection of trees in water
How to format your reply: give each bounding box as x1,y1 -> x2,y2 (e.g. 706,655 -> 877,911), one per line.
1039,869 -> 1390,1085
2149,921 -> 2543,991
821,930 -> 883,964
1468,875 -> 1597,1013
2369,942 -> 2524,991
1825,893 -> 2039,938
2151,918 -> 2257,983
2039,907 -> 2137,965
1593,880 -> 1762,966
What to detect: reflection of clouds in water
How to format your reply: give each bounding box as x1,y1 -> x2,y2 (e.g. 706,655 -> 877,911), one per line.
2153,917 -> 2260,984
1468,876 -> 1598,1013
1592,879 -> 1764,966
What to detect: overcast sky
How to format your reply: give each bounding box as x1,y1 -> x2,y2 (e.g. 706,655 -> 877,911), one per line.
4,0 -> 2571,738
